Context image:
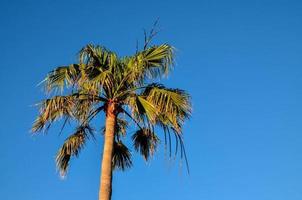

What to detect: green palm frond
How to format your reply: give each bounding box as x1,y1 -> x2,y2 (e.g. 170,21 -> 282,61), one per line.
79,44 -> 123,99
87,69 -> 114,98
126,44 -> 174,83
136,96 -> 159,123
32,96 -> 75,132
112,141 -> 132,170
142,84 -> 191,133
72,92 -> 106,124
124,94 -> 159,124
78,80 -> 101,97
124,84 -> 191,133
56,125 -> 93,177
79,44 -> 118,70
43,64 -> 82,92
132,128 -> 159,161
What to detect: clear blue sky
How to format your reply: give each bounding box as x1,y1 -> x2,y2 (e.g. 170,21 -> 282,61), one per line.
1,0 -> 302,199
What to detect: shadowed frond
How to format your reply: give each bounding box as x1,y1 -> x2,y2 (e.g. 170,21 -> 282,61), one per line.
72,96 -> 94,123
132,128 -> 159,161
112,141 -> 132,170
115,118 -> 128,137
56,125 -> 94,177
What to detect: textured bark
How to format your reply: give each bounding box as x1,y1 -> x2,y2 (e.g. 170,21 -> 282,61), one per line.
99,102 -> 116,200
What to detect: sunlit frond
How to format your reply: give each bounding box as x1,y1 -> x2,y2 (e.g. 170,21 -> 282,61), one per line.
124,94 -> 158,124
112,141 -> 132,170
86,69 -> 114,98
43,64 -> 82,92
126,44 -> 174,83
79,44 -> 118,70
142,84 -> 191,133
79,44 -> 122,99
132,128 -> 159,161
32,96 -> 75,133
56,125 -> 94,177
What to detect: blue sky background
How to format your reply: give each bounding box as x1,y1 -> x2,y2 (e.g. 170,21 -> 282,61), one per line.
1,0 -> 302,199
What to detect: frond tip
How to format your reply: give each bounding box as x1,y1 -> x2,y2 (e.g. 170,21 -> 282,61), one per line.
124,44 -> 174,86
32,95 -> 75,133
44,64 -> 81,92
55,125 -> 93,177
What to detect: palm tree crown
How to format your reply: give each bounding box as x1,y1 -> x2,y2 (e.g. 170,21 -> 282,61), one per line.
32,37 -> 191,199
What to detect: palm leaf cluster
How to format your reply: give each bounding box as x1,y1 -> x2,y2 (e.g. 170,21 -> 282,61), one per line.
32,41 -> 191,176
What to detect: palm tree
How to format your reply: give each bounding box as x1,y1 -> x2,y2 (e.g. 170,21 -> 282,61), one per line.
32,34 -> 191,200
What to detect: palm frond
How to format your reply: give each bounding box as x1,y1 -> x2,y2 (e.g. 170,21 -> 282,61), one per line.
158,122 -> 190,173
79,44 -> 123,99
112,141 -> 132,170
79,44 -> 118,70
56,125 -> 93,177
132,128 -> 159,161
43,64 -> 81,92
126,44 -> 174,83
86,69 -> 114,98
124,94 -> 158,125
142,84 -> 191,133
32,96 -> 75,133
72,96 -> 94,123
116,117 -> 128,137
120,108 -> 143,130
68,92 -> 104,123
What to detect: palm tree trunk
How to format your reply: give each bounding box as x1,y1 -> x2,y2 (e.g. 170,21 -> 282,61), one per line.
99,103 -> 116,200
